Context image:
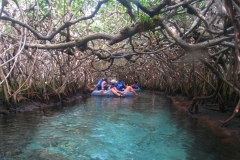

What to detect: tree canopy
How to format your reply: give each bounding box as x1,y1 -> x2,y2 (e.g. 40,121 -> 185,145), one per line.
1,0 -> 240,125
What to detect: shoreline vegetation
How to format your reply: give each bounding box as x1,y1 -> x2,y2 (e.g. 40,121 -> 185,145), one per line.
0,93 -> 86,116
1,90 -> 240,141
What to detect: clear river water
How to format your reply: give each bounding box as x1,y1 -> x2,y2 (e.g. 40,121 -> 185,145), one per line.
1,91 -> 240,160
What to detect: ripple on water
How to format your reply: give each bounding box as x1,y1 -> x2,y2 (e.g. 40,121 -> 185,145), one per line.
1,92 -> 240,160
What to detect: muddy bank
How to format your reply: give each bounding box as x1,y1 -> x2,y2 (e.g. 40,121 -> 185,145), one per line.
0,94 -> 88,116
169,95 -> 240,140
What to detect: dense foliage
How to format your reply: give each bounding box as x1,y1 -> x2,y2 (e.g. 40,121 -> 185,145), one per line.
0,0 -> 240,125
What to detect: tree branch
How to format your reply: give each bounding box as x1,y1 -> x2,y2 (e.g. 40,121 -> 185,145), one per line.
0,0 -> 109,41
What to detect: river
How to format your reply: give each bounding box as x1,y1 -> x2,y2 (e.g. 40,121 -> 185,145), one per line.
0,91 -> 240,160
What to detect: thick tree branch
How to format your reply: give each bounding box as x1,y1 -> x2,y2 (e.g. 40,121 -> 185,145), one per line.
117,0 -> 135,21
161,17 -> 232,51
129,0 -> 171,17
26,33 -> 113,49
130,0 -> 196,17
109,18 -> 164,45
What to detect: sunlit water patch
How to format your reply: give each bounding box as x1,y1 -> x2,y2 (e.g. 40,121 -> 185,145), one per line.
1,91 -> 240,160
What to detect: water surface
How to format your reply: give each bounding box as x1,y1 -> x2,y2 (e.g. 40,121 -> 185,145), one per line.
0,91 -> 240,160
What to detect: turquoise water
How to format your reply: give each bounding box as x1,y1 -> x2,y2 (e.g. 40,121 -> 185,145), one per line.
1,91 -> 240,160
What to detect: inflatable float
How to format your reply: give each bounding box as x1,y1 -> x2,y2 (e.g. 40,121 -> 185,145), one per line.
91,90 -> 135,97
134,87 -> 141,92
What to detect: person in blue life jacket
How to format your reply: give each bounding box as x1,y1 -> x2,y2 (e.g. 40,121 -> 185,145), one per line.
109,79 -> 125,97
131,81 -> 140,89
116,79 -> 138,96
116,80 -> 125,91
97,78 -> 109,93
96,78 -> 104,90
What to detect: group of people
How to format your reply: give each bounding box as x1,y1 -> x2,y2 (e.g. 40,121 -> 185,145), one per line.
96,78 -> 139,97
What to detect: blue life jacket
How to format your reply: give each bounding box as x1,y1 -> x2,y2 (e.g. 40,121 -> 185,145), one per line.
133,83 -> 140,89
97,78 -> 103,90
110,83 -> 116,88
116,81 -> 125,91
97,78 -> 109,90
104,83 -> 109,90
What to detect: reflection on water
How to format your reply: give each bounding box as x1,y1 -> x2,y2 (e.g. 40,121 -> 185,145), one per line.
0,91 -> 240,160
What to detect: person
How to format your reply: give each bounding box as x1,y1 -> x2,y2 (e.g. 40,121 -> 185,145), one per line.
109,79 -> 125,97
116,79 -> 138,96
96,78 -> 103,90
97,78 -> 109,93
131,80 -> 140,89
116,79 -> 125,91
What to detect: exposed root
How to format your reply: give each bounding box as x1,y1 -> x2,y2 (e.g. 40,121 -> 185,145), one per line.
221,103 -> 240,127
203,104 -> 228,112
